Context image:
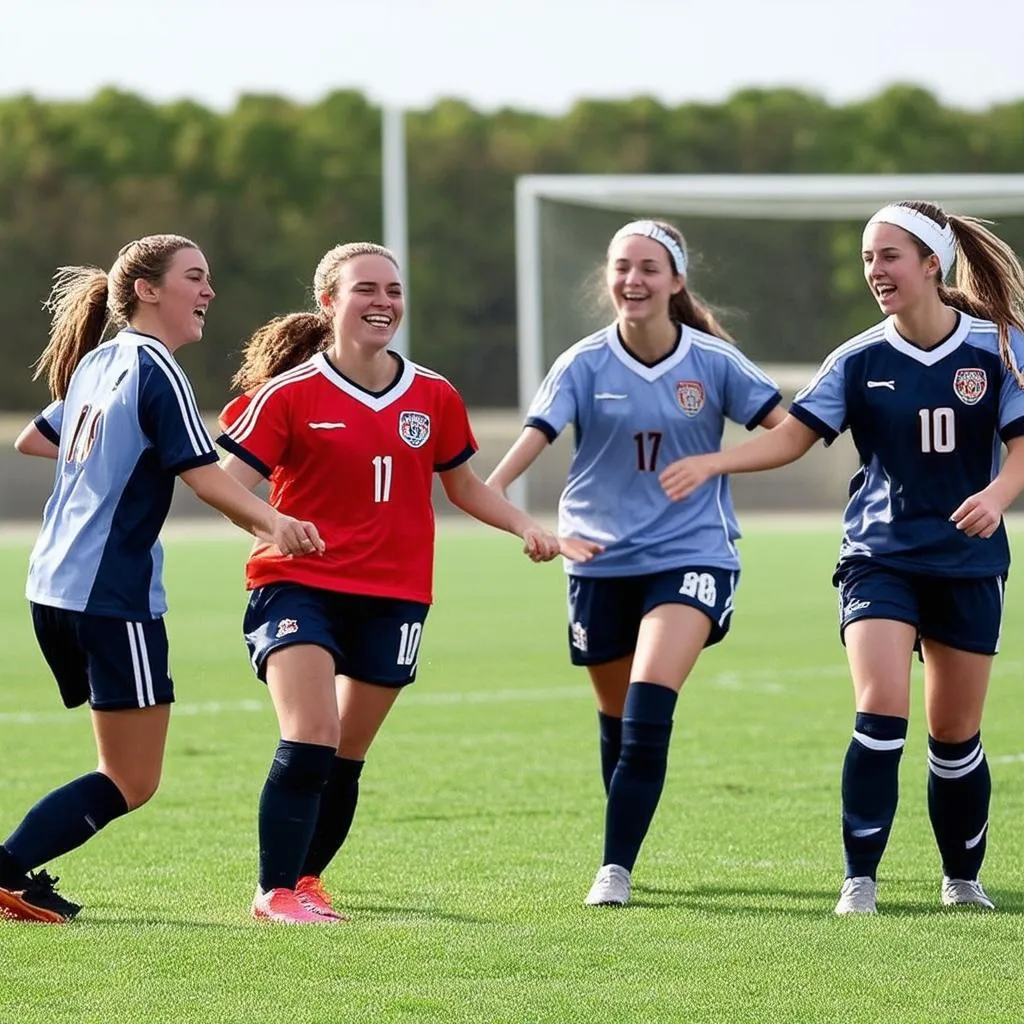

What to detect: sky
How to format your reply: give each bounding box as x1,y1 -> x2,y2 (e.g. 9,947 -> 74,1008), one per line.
3,0 -> 1022,114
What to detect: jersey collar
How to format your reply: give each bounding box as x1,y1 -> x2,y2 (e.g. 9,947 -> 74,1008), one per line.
883,312 -> 971,366
607,323 -> 693,382
312,351 -> 417,410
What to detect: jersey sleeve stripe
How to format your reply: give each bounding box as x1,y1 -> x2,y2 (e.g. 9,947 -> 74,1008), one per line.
1000,414 -> 1024,442
142,344 -> 215,456
34,414 -> 60,445
226,364 -> 319,444
435,443 -> 476,473
691,337 -> 778,386
216,433 -> 273,477
794,329 -> 886,401
745,392 -> 783,430
524,415 -> 558,443
789,402 -> 838,443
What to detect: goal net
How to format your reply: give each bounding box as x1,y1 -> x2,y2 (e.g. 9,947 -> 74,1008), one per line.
512,174 -> 1024,511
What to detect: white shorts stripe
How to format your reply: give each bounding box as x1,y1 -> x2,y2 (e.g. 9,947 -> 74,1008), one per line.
125,622 -> 146,708
134,622 -> 156,706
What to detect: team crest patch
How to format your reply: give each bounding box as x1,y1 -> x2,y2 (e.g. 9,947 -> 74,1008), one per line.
953,367 -> 987,406
398,411 -> 431,448
676,380 -> 706,417
276,618 -> 299,639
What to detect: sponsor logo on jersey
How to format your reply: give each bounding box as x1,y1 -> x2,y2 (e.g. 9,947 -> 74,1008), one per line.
952,367 -> 987,406
866,380 -> 896,390
595,392 -> 628,400
676,380 -> 705,416
276,618 -> 299,638
308,421 -> 347,429
398,410 -> 431,448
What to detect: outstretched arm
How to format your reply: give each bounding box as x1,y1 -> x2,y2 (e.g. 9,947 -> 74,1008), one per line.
485,426 -> 548,496
659,413 -> 819,502
442,461 -> 601,563
179,461 -> 324,556
14,421 -> 59,459
951,434 -> 1024,539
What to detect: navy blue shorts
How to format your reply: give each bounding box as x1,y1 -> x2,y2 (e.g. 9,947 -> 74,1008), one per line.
833,559 -> 1005,656
243,582 -> 430,687
566,566 -> 739,666
30,603 -> 173,711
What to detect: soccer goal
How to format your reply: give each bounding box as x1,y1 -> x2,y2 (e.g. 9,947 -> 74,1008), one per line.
512,173 -> 1024,509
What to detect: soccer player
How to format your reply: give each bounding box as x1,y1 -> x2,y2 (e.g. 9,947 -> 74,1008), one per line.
217,241 -> 601,925
659,200 -> 1024,914
486,219 -> 784,907
0,235 -> 323,924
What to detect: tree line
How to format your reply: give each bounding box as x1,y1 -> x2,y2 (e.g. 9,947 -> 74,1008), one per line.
1,85 -> 1022,410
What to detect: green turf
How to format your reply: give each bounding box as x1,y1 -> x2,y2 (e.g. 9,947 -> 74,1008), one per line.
1,527 -> 1024,1023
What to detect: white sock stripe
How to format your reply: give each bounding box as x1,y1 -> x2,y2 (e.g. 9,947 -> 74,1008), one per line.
853,730 -> 905,752
133,622 -> 156,706
929,747 -> 985,779
928,742 -> 982,770
125,622 -> 146,708
965,820 -> 989,850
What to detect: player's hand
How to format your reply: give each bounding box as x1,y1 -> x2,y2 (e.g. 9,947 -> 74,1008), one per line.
558,536 -> 605,563
262,513 -> 326,556
950,489 -> 1005,539
521,526 -> 562,562
659,455 -> 714,502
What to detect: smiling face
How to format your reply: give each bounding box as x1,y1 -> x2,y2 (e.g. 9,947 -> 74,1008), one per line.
321,253 -> 404,351
862,221 -> 941,317
131,246 -> 214,347
606,234 -> 684,327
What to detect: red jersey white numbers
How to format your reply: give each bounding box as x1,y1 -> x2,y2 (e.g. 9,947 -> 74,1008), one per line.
219,353 -> 477,603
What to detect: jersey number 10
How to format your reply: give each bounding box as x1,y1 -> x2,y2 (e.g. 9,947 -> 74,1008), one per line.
918,407 -> 956,454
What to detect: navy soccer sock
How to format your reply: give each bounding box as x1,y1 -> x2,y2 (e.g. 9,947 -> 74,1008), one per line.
258,739 -> 336,893
597,712 -> 623,796
300,756 -> 364,879
841,712 -> 907,880
928,732 -> 990,881
603,682 -> 678,872
2,771 -> 129,879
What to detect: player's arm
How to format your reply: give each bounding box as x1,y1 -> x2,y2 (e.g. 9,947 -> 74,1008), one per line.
758,404 -> 788,430
659,413 -> 819,502
485,426 -> 549,496
951,435 -> 1024,539
179,462 -> 324,556
14,421 -> 59,459
441,461 -> 601,563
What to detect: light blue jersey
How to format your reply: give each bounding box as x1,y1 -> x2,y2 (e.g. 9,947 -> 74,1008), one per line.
792,314 -> 1024,577
528,323 -> 781,576
26,329 -> 218,618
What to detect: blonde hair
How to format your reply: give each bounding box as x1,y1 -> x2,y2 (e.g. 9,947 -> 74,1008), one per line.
232,242 -> 399,391
34,234 -> 199,399
895,200 -> 1024,386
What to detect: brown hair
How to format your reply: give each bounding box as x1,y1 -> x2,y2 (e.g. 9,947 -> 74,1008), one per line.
232,242 -> 400,391
34,234 -> 199,399
607,220 -> 734,341
894,200 -> 1024,386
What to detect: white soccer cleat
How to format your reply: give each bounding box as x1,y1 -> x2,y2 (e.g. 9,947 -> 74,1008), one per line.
584,864 -> 631,907
941,877 -> 995,910
834,876 -> 877,915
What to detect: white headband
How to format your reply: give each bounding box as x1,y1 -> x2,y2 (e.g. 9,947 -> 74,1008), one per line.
611,220 -> 687,276
866,204 -> 957,280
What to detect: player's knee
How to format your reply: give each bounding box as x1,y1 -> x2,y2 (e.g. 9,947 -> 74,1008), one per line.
101,768 -> 162,811
928,716 -> 981,745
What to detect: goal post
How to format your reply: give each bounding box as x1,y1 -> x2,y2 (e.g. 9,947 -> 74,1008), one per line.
513,173 -> 1024,510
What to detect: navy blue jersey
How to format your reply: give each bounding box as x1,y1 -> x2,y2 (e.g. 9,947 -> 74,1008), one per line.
26,329 -> 218,618
792,314 -> 1024,577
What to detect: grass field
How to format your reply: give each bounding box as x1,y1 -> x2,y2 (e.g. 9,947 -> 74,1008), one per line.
2,525 -> 1024,1023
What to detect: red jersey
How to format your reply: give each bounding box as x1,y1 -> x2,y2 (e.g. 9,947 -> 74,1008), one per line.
218,353 -> 477,603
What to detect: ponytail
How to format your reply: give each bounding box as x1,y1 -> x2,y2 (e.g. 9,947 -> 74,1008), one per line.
232,312 -> 331,392
34,266 -> 111,399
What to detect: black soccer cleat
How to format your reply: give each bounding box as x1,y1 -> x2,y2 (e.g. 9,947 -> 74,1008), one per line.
0,870 -> 82,923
